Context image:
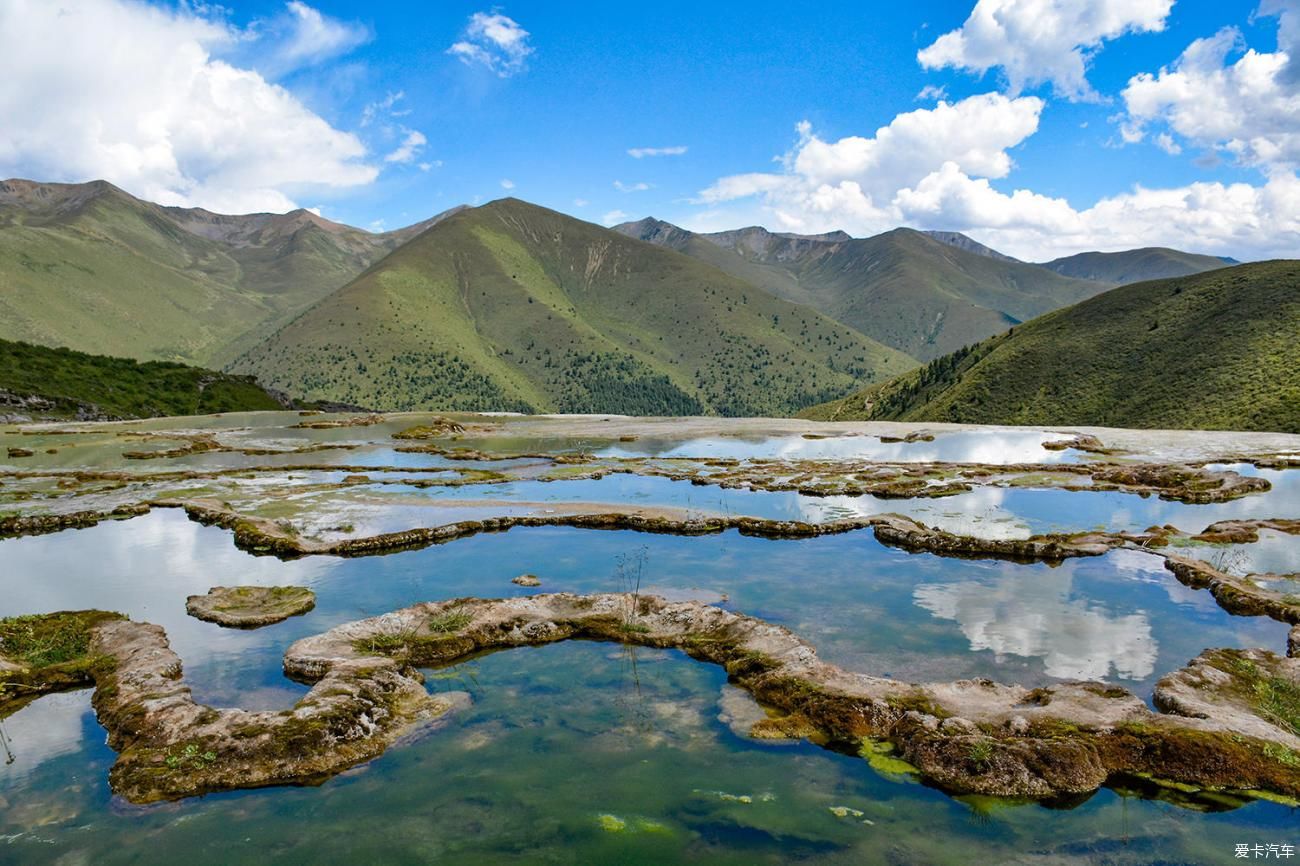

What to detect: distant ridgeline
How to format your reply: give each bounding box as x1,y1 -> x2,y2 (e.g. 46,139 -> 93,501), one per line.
802,261 -> 1300,433
0,339 -> 292,421
1,177 -> 1255,419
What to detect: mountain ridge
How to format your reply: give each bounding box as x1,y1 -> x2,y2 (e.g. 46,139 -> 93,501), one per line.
614,217 -> 1109,361
0,178 -> 454,367
231,198 -> 913,416
800,261 -> 1300,433
1039,247 -> 1232,285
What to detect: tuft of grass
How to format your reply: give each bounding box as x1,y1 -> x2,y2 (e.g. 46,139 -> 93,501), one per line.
1253,677 -> 1300,735
0,611 -> 121,668
967,739 -> 994,770
427,606 -> 473,634
1223,655 -> 1300,735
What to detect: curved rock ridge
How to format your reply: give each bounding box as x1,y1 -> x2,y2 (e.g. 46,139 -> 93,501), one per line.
6,594 -> 1300,805
4,495 -> 1297,634
175,500 -> 1127,562
1163,555 -> 1300,625
92,617 -> 459,803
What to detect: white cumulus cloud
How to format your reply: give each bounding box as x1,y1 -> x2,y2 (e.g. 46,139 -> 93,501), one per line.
918,0 -> 1174,100
602,209 -> 629,225
500,178 -> 516,190
1121,8 -> 1300,170
0,0 -> 378,214
690,91 -> 1300,260
447,12 -> 533,77
614,180 -> 652,192
698,93 -> 1044,213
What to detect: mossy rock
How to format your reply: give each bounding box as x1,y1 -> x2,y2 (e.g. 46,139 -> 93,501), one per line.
186,586 -> 316,629
0,609 -> 126,708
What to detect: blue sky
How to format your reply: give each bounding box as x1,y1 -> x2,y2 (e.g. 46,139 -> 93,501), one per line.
1,1 -> 1296,259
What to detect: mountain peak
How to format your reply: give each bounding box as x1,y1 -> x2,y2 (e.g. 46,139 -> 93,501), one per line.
920,230 -> 1021,263
0,177 -> 132,217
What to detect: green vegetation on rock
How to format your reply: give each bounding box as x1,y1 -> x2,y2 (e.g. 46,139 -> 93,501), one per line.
802,262 -> 1300,433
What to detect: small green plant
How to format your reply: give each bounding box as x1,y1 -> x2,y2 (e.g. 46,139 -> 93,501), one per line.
967,739 -> 994,771
1253,676 -> 1300,735
1263,743 -> 1300,767
427,605 -> 472,634
1222,654 -> 1300,735
164,743 -> 217,771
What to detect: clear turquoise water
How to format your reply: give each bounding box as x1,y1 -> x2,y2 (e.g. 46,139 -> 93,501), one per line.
2,511 -> 1297,864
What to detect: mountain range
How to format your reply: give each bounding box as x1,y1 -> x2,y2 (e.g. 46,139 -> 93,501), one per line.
802,261 -> 1299,433
230,198 -> 912,416
0,178 -> 459,366
613,218 -> 1229,361
0,177 -> 1252,419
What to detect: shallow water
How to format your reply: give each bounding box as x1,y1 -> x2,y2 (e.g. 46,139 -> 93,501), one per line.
2,512 -> 1297,864
4,417 -> 1300,863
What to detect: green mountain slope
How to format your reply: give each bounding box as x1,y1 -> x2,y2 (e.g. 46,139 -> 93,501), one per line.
0,338 -> 288,421
615,219 -> 1106,361
232,199 -> 914,416
0,179 -> 446,366
801,262 -> 1300,433
1040,247 -> 1231,285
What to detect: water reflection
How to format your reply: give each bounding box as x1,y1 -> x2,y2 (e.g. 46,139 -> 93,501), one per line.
1,514 -> 1297,864
913,568 -> 1158,680
0,692 -> 88,784
0,515 -> 336,707
596,429 -> 1082,464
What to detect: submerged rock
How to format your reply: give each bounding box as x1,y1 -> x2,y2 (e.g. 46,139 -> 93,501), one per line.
0,610 -> 127,710
185,586 -> 316,628
511,573 -> 542,587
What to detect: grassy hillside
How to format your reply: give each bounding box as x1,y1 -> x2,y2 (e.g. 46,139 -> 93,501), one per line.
0,339 -> 287,420
0,179 -> 442,366
801,262 -> 1300,433
1040,247 -> 1229,285
233,199 -> 914,416
616,220 -> 1105,361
